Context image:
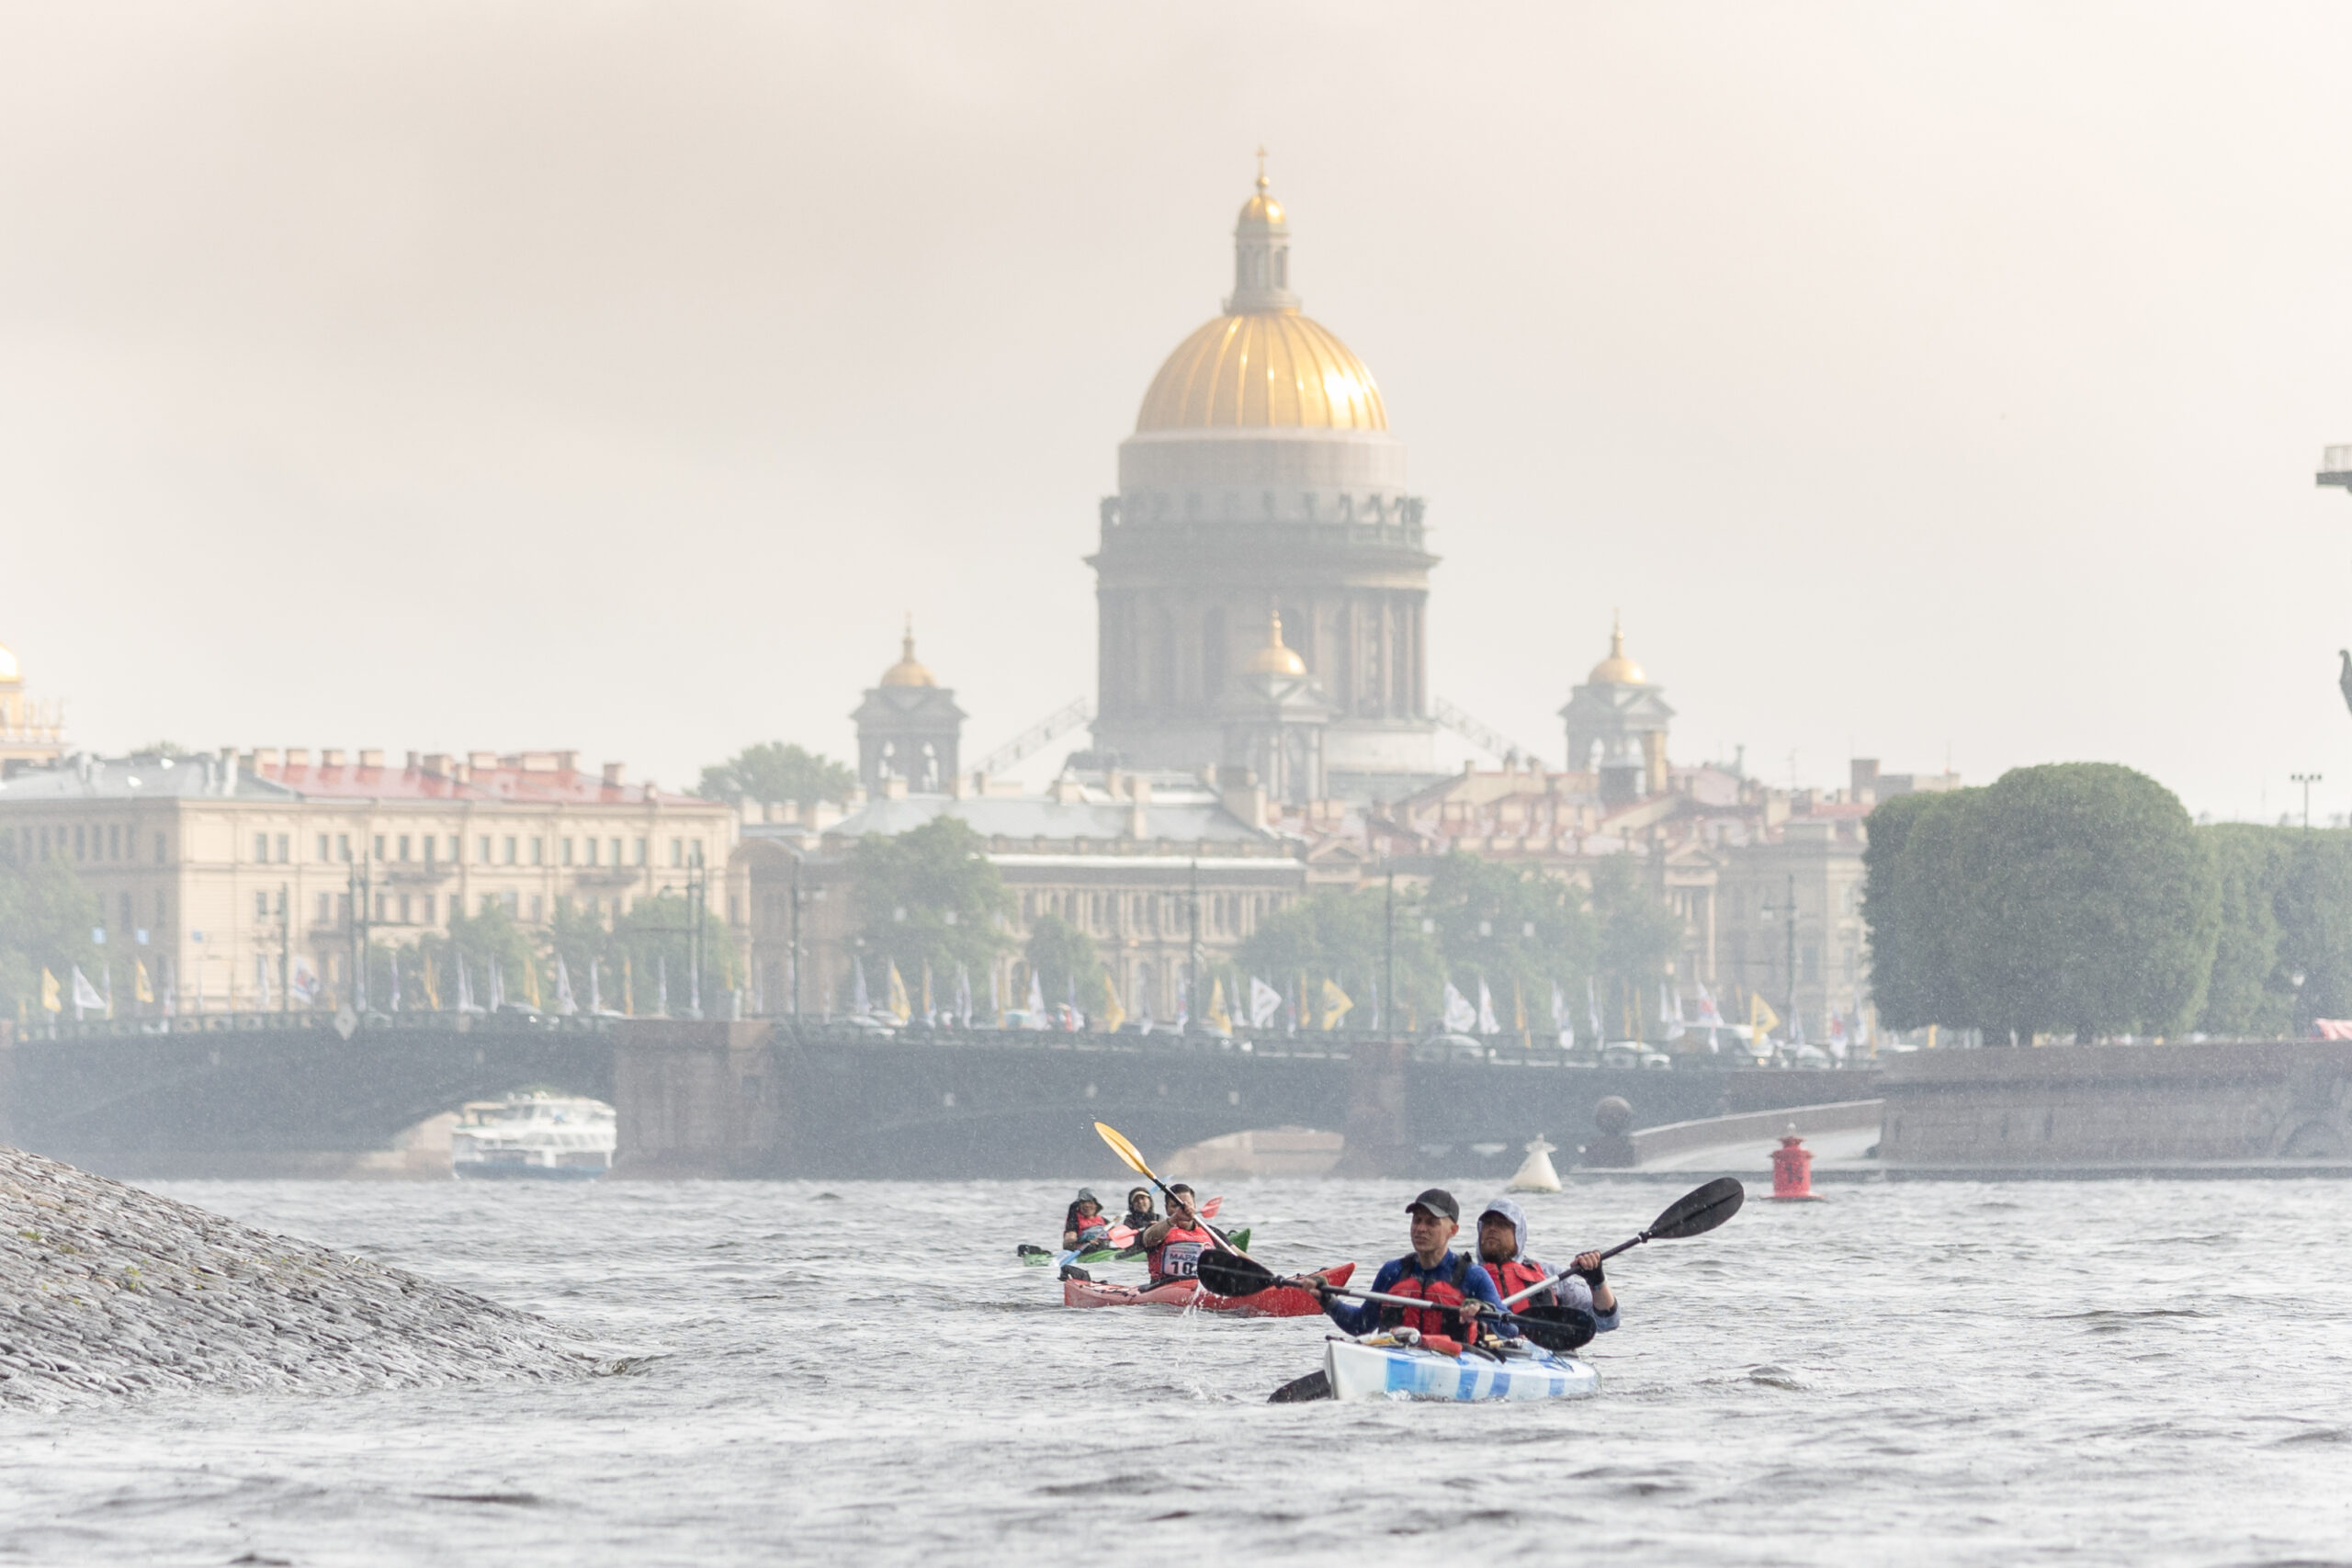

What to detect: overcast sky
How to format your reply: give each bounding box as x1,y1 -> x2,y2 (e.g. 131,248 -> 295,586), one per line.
6,3 -> 2352,819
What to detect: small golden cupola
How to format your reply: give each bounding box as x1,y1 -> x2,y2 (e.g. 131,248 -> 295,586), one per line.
1587,614 -> 1647,686
878,618 -> 936,688
1247,609 -> 1309,676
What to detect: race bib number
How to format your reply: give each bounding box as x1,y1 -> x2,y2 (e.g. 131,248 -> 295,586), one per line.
1161,1242 -> 1204,1279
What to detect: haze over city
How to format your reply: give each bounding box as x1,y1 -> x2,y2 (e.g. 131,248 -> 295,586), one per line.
6,3 -> 2352,816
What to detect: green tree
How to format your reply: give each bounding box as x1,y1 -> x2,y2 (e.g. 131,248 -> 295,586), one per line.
1951,763 -> 2219,1041
1589,857 -> 1686,1035
2194,825 -> 2293,1037
1863,788 -> 1984,1031
613,892 -> 735,1012
1419,852 -> 1593,1028
697,742 -> 856,807
852,817 -> 1013,987
1236,884 -> 1442,1027
2271,830 -> 2352,1030
1023,912 -> 1106,1015
0,855 -> 104,1023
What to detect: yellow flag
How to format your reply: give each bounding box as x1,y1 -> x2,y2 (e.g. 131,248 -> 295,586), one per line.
623,953 -> 636,1016
40,968 -> 61,1013
1749,991 -> 1780,1041
1207,976 -> 1231,1032
1512,979 -> 1526,1033
1099,968 -> 1125,1033
134,960 -> 153,1004
887,961 -> 911,1023
1319,977 -> 1352,1031
526,959 -> 542,1009
423,953 -> 441,1011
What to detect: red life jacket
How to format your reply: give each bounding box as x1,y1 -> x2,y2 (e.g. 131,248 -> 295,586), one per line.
1379,1252 -> 1477,1337
1148,1223 -> 1216,1282
1480,1258 -> 1553,1307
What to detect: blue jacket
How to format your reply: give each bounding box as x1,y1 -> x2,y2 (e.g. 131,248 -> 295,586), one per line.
1321,1250 -> 1510,1337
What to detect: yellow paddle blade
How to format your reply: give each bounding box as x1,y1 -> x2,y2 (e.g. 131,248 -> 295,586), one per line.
1093,1121 -> 1157,1181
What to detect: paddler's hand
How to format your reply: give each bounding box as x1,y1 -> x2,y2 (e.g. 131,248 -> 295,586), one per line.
1570,1250 -> 1605,1286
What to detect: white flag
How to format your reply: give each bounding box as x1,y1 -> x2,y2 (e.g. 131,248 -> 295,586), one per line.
1442,981 -> 1477,1033
1476,978 -> 1499,1036
853,958 -> 870,1015
1249,976 -> 1282,1028
1661,981 -> 1686,1041
71,964 -> 105,1018
1552,981 -> 1573,1049
256,953 -> 274,1010
1588,976 -> 1603,1041
555,954 -> 578,1016
290,956 -> 319,1005
590,958 -> 604,1014
1026,969 -> 1045,1016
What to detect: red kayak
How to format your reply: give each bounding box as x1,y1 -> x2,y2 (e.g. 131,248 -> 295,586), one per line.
1061,1263 -> 1355,1317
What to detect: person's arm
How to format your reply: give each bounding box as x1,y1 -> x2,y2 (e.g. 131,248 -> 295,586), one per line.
1319,1259 -> 1399,1336
1570,1249 -> 1618,1325
1459,1258 -> 1511,1338
1552,1274 -> 1619,1334
1135,1217 -> 1174,1251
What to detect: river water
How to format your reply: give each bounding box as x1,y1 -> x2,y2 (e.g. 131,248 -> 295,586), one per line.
3,1174 -> 2349,1566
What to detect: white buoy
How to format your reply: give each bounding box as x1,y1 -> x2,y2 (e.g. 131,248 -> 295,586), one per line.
1506,1135 -> 1563,1193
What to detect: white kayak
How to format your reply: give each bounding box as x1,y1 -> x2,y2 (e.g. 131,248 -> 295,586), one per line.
1323,1335 -> 1600,1404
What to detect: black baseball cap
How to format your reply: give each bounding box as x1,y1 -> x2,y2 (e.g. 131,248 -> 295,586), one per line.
1405,1188 -> 1459,1221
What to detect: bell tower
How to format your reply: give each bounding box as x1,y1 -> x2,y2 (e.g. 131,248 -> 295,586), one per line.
851,622 -> 965,795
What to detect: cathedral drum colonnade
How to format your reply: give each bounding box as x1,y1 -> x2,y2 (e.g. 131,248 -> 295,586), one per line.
1090,162 -> 1440,803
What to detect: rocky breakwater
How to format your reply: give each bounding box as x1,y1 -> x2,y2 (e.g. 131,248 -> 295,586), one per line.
0,1144 -> 600,1406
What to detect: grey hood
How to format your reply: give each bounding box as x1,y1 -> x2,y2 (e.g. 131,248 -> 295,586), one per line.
1477,1195 -> 1529,1260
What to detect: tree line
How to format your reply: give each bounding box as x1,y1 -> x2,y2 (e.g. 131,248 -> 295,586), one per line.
841,816 -> 1688,1032
1864,761 -> 2352,1041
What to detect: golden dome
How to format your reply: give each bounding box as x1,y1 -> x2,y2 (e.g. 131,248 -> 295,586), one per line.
0,643 -> 17,682
1246,610 -> 1307,676
1136,312 -> 1385,432
1238,147 -> 1285,226
879,621 -> 935,688
1588,616 -> 1646,685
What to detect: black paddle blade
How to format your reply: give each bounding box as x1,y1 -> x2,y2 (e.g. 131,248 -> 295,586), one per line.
1648,1177 -> 1746,1241
1515,1303 -> 1598,1353
1269,1370 -> 1332,1404
1194,1249 -> 1280,1298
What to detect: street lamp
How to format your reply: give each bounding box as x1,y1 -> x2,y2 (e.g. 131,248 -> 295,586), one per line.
2292,773 -> 2324,830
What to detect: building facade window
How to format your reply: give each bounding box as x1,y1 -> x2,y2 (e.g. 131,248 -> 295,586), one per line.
316,892 -> 331,924
634,838 -> 647,865
670,838 -> 684,867
155,833 -> 167,863
479,836 -> 492,863
530,838 -> 544,866
317,833 -> 331,862
255,892 -> 269,919
504,836 -> 518,865
583,837 -> 598,865
399,894 -> 412,923
398,835 -> 412,862
337,834 -> 351,862
374,835 -> 387,860
423,836 -> 435,864
562,838 -> 574,866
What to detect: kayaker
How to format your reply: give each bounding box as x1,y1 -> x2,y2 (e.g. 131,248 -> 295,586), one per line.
1473,1195 -> 1618,1335
1119,1187 -> 1159,1233
1061,1189 -> 1111,1251
1132,1183 -> 1221,1288
1295,1188 -> 1510,1343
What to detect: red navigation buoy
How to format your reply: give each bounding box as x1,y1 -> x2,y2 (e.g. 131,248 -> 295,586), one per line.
1770,1127 -> 1824,1201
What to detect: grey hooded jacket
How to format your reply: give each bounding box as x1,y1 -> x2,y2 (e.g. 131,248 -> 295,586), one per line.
1476,1195 -> 1621,1335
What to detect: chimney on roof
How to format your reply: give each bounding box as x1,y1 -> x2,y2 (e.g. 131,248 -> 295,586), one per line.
358,749 -> 384,769
1216,764 -> 1267,831
322,748 -> 345,767
405,750 -> 420,771
602,761 -> 625,786
219,747 -> 239,795
1849,758 -> 1881,806
285,748 -> 309,768
556,750 -> 579,773
252,748 -> 279,772
1126,775 -> 1150,839
423,753 -> 451,777
469,751 -> 498,771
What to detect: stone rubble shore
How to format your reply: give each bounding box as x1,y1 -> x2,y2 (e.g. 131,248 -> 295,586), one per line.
0,1144 -> 603,1407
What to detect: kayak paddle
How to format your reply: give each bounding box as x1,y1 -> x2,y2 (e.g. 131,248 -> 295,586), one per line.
1094,1122 -> 1252,1259
1193,1250 -> 1598,1353
1496,1177 -> 1747,1309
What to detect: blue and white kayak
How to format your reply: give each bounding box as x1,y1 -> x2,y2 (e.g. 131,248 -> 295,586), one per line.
1323,1336 -> 1600,1404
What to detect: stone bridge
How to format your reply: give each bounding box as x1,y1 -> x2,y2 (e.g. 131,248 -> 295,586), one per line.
0,1014 -> 1871,1180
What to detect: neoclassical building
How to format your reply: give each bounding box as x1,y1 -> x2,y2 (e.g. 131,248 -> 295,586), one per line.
1090,162 -> 1440,801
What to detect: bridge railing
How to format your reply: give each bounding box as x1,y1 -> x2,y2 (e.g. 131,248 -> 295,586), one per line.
27,1010 -> 624,1043
773,1021 -> 1815,1069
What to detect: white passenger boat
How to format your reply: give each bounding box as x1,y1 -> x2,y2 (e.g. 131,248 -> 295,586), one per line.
1323,1333 -> 1600,1403
450,1093 -> 616,1180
